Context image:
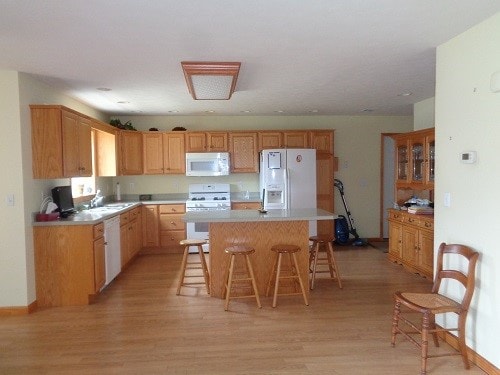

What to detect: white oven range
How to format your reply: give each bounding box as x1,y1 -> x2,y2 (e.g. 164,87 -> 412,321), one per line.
185,183 -> 231,252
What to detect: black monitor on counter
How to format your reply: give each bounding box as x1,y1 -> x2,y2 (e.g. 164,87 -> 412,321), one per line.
51,186 -> 76,218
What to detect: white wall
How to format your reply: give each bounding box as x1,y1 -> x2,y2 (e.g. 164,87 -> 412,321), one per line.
0,71 -> 30,307
0,72 -> 108,307
413,97 -> 435,130
435,12 -> 500,368
119,114 -> 413,238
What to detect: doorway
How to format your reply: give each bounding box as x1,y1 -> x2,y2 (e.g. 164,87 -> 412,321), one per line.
380,134 -> 396,239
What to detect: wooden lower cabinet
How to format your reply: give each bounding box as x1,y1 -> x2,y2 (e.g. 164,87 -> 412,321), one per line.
142,205 -> 159,247
231,202 -> 261,210
34,223 -> 106,307
120,208 -> 142,267
159,204 -> 186,251
387,209 -> 434,278
93,223 -> 106,292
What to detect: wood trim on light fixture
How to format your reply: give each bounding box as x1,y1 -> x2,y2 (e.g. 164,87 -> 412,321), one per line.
181,61 -> 241,100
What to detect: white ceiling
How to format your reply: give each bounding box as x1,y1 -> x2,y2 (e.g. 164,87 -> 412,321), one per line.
1,1 -> 499,116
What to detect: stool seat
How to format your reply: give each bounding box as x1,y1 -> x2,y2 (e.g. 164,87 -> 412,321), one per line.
267,244 -> 309,308
176,239 -> 210,295
271,244 -> 302,253
308,235 -> 335,243
180,239 -> 207,246
309,235 -> 342,290
225,245 -> 255,255
224,245 -> 261,311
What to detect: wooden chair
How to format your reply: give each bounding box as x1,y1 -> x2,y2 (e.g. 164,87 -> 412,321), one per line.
176,239 -> 210,295
266,244 -> 309,308
391,242 -> 479,375
224,245 -> 261,311
309,235 -> 342,289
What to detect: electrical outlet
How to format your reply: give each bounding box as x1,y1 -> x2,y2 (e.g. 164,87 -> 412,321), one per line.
129,182 -> 135,192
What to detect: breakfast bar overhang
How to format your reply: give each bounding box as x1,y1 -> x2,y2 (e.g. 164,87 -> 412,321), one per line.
183,209 -> 337,298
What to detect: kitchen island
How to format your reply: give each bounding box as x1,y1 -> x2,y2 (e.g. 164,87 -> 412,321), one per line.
183,209 -> 337,299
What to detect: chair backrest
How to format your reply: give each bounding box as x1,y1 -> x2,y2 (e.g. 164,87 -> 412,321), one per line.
431,242 -> 479,311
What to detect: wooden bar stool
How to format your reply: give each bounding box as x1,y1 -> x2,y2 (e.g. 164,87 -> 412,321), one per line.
266,244 -> 309,308
176,239 -> 210,295
224,245 -> 262,311
309,235 -> 342,289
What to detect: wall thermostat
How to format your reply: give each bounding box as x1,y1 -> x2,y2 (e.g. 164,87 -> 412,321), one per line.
460,151 -> 477,163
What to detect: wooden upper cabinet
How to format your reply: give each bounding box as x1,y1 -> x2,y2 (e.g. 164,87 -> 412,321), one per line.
186,131 -> 228,152
310,131 -> 333,154
31,106 -> 64,178
143,132 -> 164,174
163,133 -> 185,174
283,131 -> 309,148
142,132 -> 185,175
229,132 -> 259,173
185,132 -> 206,152
93,122 -> 117,177
31,105 -> 93,178
258,131 -> 282,150
119,131 -> 143,175
61,112 -> 93,177
394,128 -> 435,188
207,132 -> 228,151
258,131 -> 309,151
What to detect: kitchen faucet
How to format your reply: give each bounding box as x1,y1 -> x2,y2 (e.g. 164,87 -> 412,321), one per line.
90,190 -> 103,208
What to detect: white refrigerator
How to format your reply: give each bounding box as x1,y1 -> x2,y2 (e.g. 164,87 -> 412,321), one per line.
259,149 -> 317,234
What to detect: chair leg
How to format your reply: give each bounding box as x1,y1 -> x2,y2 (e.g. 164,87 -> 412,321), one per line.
327,242 -> 342,289
176,246 -> 189,295
391,300 -> 401,347
429,314 -> 440,348
224,254 -> 235,311
421,312 -> 430,375
457,313 -> 470,369
245,254 -> 262,308
198,245 -> 210,294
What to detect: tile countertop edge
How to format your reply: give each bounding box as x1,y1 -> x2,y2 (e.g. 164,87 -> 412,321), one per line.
182,209 -> 338,223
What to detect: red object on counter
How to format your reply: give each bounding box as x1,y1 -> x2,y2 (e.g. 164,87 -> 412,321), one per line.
36,212 -> 60,221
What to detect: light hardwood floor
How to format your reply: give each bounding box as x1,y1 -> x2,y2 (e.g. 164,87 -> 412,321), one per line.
0,246 -> 487,375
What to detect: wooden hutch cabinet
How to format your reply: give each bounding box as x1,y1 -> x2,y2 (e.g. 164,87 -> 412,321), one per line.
389,127 -> 435,279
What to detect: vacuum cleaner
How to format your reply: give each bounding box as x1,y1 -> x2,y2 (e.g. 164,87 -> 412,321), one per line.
334,179 -> 367,246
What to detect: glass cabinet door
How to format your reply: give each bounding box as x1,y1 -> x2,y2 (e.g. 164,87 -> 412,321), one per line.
411,141 -> 424,182
396,142 -> 408,181
426,137 -> 435,184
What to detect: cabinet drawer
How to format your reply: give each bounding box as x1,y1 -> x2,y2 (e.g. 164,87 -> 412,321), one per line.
160,231 -> 186,247
404,215 -> 420,226
389,210 -> 404,221
120,212 -> 130,225
418,218 -> 434,230
159,204 -> 185,214
93,222 -> 105,239
129,207 -> 140,221
159,215 -> 185,231
232,202 -> 261,210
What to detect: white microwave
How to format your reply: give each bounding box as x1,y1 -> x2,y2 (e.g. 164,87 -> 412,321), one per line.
185,152 -> 230,176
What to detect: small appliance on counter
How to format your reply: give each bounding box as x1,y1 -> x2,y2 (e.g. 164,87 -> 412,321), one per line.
51,186 -> 76,218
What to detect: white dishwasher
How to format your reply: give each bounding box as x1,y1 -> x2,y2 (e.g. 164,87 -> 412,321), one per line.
103,216 -> 121,288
